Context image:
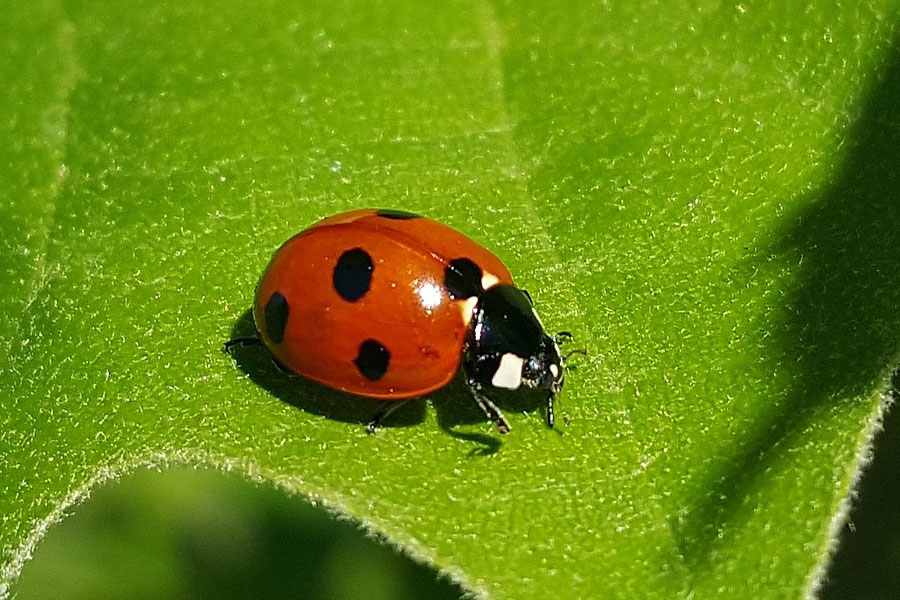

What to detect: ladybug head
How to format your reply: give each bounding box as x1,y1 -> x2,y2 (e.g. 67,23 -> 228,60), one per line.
521,334 -> 565,393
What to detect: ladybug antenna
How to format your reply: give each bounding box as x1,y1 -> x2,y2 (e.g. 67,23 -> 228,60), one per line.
553,331 -> 586,362
554,331 -> 574,345
563,348 -> 587,361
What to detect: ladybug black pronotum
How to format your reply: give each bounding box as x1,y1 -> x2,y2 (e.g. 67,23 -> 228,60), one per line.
226,208 -> 574,434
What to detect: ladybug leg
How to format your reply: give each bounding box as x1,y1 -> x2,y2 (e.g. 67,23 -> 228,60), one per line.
546,392 -> 570,429
270,356 -> 293,375
223,336 -> 261,353
466,379 -> 511,434
367,400 -> 411,434
546,392 -> 555,429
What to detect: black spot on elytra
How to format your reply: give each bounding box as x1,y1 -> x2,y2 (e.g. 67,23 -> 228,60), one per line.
264,291 -> 289,344
333,248 -> 373,302
444,257 -> 483,299
354,339 -> 390,380
376,209 -> 421,220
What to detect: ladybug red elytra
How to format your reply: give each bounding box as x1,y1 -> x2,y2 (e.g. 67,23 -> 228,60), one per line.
226,208 -> 572,434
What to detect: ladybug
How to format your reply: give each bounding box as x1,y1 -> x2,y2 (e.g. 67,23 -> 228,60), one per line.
226,208 -> 572,434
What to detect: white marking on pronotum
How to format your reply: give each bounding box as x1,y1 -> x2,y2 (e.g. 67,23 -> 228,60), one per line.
549,364 -> 560,378
531,307 -> 544,328
481,272 -> 500,290
459,296 -> 479,327
491,353 -> 524,389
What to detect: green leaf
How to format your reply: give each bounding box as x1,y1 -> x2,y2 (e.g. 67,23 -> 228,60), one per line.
3,1 -> 900,598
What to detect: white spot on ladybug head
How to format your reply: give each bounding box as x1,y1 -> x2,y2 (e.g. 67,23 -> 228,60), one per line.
481,272 -> 500,290
416,281 -> 443,312
491,353 -> 524,390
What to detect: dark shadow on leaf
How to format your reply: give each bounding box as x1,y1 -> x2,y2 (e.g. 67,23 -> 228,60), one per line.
227,309 -> 548,454
434,381 -> 553,456
818,372 -> 899,599
226,309 -> 426,430
675,36 -> 900,565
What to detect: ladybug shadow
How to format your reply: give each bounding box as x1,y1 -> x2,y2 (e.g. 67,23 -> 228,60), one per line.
227,311 -> 548,455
